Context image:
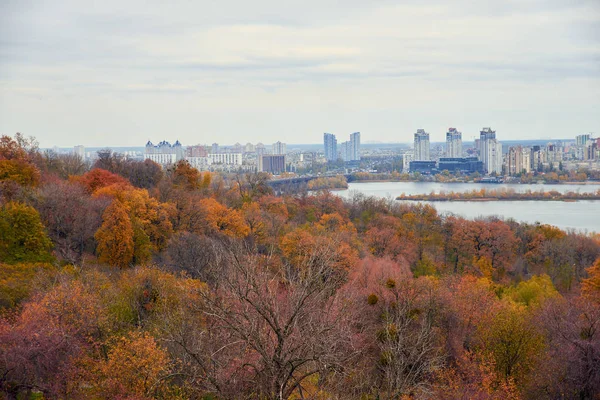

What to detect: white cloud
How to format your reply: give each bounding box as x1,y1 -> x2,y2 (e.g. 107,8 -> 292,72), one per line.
0,0 -> 598,146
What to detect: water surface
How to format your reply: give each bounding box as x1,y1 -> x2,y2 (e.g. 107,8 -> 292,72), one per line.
337,182 -> 600,233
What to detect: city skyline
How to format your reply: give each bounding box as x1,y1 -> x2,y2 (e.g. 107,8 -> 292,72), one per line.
1,1 -> 599,148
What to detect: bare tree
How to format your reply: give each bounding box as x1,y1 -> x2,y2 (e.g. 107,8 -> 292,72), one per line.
165,232 -> 228,283
36,181 -> 109,263
373,278 -> 445,398
171,239 -> 359,399
535,296 -> 600,399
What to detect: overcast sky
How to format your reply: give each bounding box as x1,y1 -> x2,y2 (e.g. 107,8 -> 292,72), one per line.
1,0 -> 599,147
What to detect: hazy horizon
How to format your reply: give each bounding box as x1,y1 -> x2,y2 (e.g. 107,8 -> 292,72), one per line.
1,0 -> 599,148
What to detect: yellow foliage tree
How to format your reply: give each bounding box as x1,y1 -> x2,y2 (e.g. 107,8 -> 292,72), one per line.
0,202 -> 52,263
581,258 -> 600,304
94,184 -> 175,262
199,197 -> 249,238
95,200 -> 134,268
88,331 -> 174,399
477,302 -> 545,388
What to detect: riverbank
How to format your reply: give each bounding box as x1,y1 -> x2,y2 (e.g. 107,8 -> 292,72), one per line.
350,178 -> 600,185
396,189 -> 600,202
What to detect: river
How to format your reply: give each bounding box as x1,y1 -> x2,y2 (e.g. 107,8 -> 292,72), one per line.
336,182 -> 600,233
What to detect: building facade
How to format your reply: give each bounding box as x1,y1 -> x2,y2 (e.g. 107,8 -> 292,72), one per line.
349,132 -> 360,161
259,154 -> 286,174
145,140 -> 185,166
445,128 -> 462,158
272,141 -> 287,155
73,145 -> 85,159
507,146 -> 531,175
413,129 -> 430,161
324,133 -> 337,162
208,153 -> 242,166
438,157 -> 484,174
478,127 -> 502,175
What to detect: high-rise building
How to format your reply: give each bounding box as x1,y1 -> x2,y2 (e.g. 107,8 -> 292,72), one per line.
350,132 -> 360,161
413,129 -> 430,161
272,141 -> 287,155
576,134 -> 591,147
211,143 -> 219,154
486,140 -> 503,175
445,128 -> 462,158
402,152 -> 413,172
73,145 -> 85,159
340,141 -> 351,162
339,132 -> 361,162
585,140 -> 598,161
324,133 -> 337,162
478,127 -> 502,174
256,143 -> 266,156
507,146 -> 531,175
259,154 -> 286,174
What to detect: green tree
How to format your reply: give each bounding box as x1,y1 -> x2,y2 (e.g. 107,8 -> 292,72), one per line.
0,202 -> 52,263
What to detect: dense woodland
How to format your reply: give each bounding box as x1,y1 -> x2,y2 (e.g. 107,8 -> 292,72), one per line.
1,133 -> 600,399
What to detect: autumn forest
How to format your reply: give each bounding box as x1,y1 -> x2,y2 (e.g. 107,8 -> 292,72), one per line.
1,133 -> 599,400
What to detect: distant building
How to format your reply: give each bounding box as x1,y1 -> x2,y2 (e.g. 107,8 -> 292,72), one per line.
73,145 -> 85,159
324,133 -> 337,162
445,128 -> 462,158
585,140 -> 598,161
576,134 -> 591,147
272,141 -> 287,155
438,157 -> 484,174
232,143 -> 243,154
350,132 -> 360,161
413,129 -> 430,161
208,153 -> 242,166
402,152 -> 414,172
478,127 -> 502,175
259,154 -> 286,174
145,140 -> 185,166
256,143 -> 266,156
409,161 -> 436,174
507,146 -> 532,175
211,143 -> 219,154
244,143 -> 255,153
187,157 -> 211,171
339,132 -> 361,162
186,145 -> 208,158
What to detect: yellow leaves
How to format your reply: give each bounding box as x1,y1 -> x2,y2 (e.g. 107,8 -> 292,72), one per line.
581,258 -> 600,304
0,159 -> 40,187
172,160 -> 211,191
94,184 -> 175,264
473,256 -> 494,279
0,202 -> 53,264
199,197 -> 249,238
280,228 -> 317,267
505,274 -> 559,307
95,200 -> 134,268
476,301 -> 545,386
0,262 -> 55,309
87,331 -> 173,399
316,212 -> 356,234
280,227 -> 359,272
